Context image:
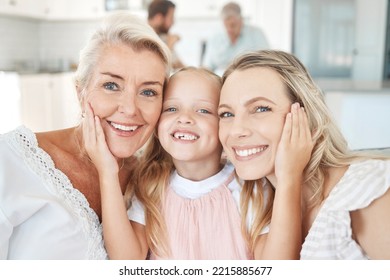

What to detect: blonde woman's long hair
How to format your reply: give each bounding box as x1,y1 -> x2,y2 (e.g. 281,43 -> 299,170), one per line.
222,49 -> 386,251
132,67 -> 222,257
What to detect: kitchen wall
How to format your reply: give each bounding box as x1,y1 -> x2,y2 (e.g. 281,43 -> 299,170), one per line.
325,90 -> 390,150
1,0 -> 389,149
0,16 -> 101,72
0,16 -> 40,71
39,20 -> 101,71
0,0 -> 294,71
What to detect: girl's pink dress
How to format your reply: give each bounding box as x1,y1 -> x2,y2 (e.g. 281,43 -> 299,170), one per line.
151,172 -> 252,260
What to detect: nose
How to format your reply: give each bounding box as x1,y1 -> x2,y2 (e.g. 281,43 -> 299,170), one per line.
118,91 -> 138,116
177,110 -> 194,125
229,115 -> 251,138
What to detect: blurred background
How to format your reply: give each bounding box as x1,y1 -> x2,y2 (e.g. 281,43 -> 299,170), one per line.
0,0 -> 389,150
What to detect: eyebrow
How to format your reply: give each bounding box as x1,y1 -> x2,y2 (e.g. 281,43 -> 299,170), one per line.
101,72 -> 124,80
219,96 -> 276,109
101,72 -> 164,87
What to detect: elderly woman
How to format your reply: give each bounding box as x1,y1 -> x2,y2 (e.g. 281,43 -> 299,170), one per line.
0,12 -> 171,259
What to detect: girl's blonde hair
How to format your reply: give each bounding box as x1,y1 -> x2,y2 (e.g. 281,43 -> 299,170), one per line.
132,67 -> 222,257
222,49 -> 386,251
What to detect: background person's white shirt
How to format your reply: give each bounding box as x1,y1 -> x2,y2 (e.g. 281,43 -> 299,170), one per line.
203,24 -> 269,75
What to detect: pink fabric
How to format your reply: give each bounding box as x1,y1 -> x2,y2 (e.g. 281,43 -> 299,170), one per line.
151,173 -> 252,260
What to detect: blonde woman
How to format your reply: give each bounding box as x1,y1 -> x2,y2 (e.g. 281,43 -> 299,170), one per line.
218,49 -> 390,259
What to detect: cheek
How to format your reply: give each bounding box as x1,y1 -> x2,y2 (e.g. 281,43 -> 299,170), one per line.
257,116 -> 285,142
88,96 -> 116,117
140,101 -> 162,123
208,121 -> 221,145
157,119 -> 165,136
218,121 -> 228,143
157,114 -> 170,136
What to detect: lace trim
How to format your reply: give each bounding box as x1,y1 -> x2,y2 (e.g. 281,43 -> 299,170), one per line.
7,126 -> 107,259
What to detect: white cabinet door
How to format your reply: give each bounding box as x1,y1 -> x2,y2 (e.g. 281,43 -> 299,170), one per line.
175,0 -> 222,18
0,72 -> 22,134
50,73 -> 81,129
19,73 -> 80,132
45,0 -> 105,20
20,74 -> 53,132
0,0 -> 47,18
175,0 -> 256,19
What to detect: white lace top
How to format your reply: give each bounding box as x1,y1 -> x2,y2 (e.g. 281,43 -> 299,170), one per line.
301,159 -> 390,259
0,126 -> 107,259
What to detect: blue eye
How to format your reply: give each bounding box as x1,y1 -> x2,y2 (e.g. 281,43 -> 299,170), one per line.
103,82 -> 119,91
164,107 -> 176,112
142,89 -> 157,97
219,111 -> 234,118
255,106 -> 271,113
198,108 -> 211,114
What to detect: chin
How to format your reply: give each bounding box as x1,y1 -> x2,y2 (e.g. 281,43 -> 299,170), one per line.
234,165 -> 267,181
109,145 -> 138,159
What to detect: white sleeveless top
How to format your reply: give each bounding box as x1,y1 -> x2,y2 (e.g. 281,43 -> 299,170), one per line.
301,159 -> 390,259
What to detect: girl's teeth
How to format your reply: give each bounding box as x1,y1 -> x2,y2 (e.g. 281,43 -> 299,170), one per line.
173,132 -> 198,140
111,122 -> 138,131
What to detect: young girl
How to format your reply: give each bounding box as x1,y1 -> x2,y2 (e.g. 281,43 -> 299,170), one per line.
218,50 -> 390,259
84,66 -> 312,259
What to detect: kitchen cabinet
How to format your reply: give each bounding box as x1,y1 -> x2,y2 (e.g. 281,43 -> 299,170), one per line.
0,0 -> 105,20
45,0 -> 105,20
20,74 -> 53,132
19,73 -> 80,132
175,0 -> 221,18
0,72 -> 21,134
0,0 -> 47,19
175,0 -> 256,19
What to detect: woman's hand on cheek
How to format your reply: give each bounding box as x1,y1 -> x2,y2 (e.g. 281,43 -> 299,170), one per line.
274,102 -> 314,185
82,102 -> 119,175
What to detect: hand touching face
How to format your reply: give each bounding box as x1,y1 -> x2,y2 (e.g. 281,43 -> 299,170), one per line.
81,44 -> 166,159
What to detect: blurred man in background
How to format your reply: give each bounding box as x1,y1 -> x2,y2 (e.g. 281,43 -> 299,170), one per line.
203,2 -> 269,75
148,0 -> 185,70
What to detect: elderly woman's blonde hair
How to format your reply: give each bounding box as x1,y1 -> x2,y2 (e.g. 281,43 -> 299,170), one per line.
75,11 -> 172,95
